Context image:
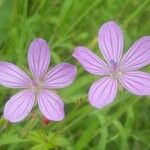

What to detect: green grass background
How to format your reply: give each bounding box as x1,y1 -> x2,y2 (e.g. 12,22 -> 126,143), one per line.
0,0 -> 150,149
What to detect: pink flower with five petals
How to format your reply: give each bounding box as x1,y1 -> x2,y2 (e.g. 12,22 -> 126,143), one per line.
73,21 -> 150,108
0,38 -> 77,122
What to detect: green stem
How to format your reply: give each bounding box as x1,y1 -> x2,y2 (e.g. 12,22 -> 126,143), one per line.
18,0 -> 28,65
123,0 -> 149,27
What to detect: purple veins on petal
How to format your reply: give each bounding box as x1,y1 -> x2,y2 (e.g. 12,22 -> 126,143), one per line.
121,36 -> 150,71
98,21 -> 124,64
0,62 -> 32,88
88,77 -> 117,108
28,38 -> 50,80
38,90 -> 65,121
119,71 -> 150,95
44,63 -> 77,89
4,90 -> 35,123
73,46 -> 109,75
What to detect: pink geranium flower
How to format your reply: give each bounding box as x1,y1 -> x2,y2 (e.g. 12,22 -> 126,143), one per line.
0,38 -> 77,122
73,21 -> 150,108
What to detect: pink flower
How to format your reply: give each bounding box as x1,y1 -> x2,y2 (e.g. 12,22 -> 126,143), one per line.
73,21 -> 150,108
0,38 -> 77,122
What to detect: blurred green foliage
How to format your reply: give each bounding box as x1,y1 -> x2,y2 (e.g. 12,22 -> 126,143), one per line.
0,0 -> 150,149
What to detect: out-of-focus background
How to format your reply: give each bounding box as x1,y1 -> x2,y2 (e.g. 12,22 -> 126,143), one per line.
0,0 -> 150,149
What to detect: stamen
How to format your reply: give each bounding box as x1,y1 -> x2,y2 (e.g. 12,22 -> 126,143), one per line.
31,81 -> 44,93
109,60 -> 122,78
110,60 -> 116,65
110,60 -> 117,70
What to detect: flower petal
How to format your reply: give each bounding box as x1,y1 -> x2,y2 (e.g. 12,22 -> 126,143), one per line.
73,46 -> 109,75
88,77 -> 117,108
121,36 -> 150,71
28,38 -> 50,80
98,21 -> 124,64
119,71 -> 150,95
43,63 -> 77,89
38,90 -> 65,121
4,90 -> 35,122
0,62 -> 32,88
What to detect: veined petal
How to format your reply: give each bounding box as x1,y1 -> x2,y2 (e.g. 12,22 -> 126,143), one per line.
73,46 -> 109,75
0,62 -> 32,88
98,21 -> 124,64
38,90 -> 65,121
119,71 -> 150,95
121,36 -> 150,71
43,63 -> 77,89
4,90 -> 35,122
88,77 -> 117,108
28,38 -> 50,80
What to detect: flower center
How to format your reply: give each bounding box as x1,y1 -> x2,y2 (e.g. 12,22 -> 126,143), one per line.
109,60 -> 122,79
31,81 -> 44,93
